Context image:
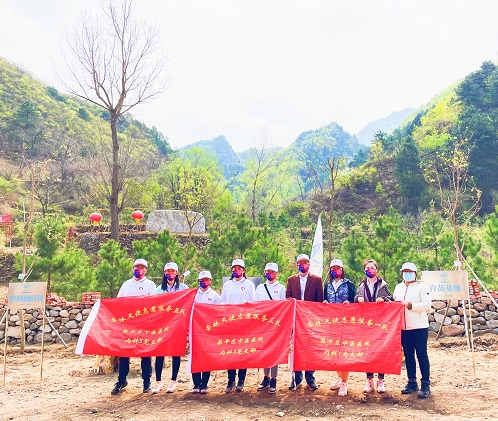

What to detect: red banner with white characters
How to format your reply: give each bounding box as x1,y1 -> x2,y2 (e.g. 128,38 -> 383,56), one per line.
190,300 -> 294,372
75,289 -> 196,357
292,301 -> 403,374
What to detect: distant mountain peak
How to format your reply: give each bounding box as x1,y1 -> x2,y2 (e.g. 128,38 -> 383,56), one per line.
355,108 -> 416,145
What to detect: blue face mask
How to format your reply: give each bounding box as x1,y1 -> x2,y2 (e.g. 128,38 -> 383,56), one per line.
402,272 -> 416,282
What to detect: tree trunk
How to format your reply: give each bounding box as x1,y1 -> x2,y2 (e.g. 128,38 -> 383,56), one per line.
110,114 -> 120,241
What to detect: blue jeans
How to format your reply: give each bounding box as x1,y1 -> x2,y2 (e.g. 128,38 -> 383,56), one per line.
294,370 -> 315,385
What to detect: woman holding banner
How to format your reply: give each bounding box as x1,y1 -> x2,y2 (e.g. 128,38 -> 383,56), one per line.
151,262 -> 189,394
220,259 -> 256,393
323,258 -> 356,396
393,262 -> 432,399
255,262 -> 286,394
355,259 -> 393,394
191,270 -> 220,394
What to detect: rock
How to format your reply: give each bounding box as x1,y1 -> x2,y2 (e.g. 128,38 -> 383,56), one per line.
429,321 -> 440,332
434,313 -> 452,326
457,308 -> 478,317
432,301 -> 447,310
473,303 -> 487,311
485,319 -> 498,329
48,310 -> 59,317
275,412 -> 284,417
82,309 -> 92,316
441,324 -> 465,337
470,317 -> 486,325
59,310 -> 70,318
146,209 -> 205,234
33,333 -> 53,343
428,314 -> 435,322
9,315 -> 20,322
451,315 -> 461,324
65,320 -> 78,329
484,310 -> 498,321
69,328 -> 81,334
75,313 -> 83,322
449,300 -> 460,308
57,333 -> 72,343
7,326 -> 21,339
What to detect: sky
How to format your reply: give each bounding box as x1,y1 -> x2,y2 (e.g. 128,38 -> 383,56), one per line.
1,1 -> 498,152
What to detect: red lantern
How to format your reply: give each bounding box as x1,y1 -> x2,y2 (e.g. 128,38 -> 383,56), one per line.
89,212 -> 102,226
131,210 -> 144,224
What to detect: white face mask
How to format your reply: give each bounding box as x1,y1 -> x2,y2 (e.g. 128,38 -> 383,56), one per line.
402,272 -> 416,282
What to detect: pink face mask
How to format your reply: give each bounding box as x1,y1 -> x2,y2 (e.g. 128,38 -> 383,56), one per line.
298,263 -> 310,274
232,269 -> 244,279
365,268 -> 378,278
265,272 -> 277,282
165,273 -> 176,281
133,268 -> 146,279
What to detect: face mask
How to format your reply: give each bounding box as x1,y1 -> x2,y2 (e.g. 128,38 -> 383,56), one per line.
133,268 -> 146,279
265,272 -> 277,282
298,263 -> 309,274
365,269 -> 377,278
232,269 -> 244,279
199,279 -> 211,289
165,273 -> 176,281
331,268 -> 343,279
402,272 -> 416,282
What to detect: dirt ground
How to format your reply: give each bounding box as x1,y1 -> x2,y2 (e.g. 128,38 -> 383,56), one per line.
0,335 -> 497,421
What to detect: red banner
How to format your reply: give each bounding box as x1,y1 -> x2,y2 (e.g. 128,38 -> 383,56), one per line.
190,300 -> 294,372
76,289 -> 196,357
293,301 -> 403,374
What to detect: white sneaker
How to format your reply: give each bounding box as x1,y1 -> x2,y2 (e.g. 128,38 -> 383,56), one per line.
151,381 -> 163,394
330,377 -> 342,390
363,378 -> 374,393
338,382 -> 348,396
377,379 -> 386,393
166,381 -> 176,393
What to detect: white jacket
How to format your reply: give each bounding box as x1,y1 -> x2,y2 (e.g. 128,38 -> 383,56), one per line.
393,281 -> 431,330
255,280 -> 286,301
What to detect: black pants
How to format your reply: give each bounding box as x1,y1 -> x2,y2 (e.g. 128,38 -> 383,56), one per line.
401,328 -> 430,382
117,357 -> 152,384
192,372 -> 211,389
294,370 -> 315,385
155,356 -> 181,381
228,369 -> 247,385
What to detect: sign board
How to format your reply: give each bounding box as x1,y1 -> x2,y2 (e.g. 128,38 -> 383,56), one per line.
420,271 -> 468,300
7,282 -> 47,310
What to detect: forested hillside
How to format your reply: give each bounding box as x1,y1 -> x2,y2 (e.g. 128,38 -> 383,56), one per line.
1,56 -> 498,303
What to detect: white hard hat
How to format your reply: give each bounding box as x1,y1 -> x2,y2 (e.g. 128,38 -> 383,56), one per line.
296,254 -> 310,263
164,262 -> 179,271
198,270 -> 212,280
264,262 -> 278,272
133,258 -> 148,268
231,259 -> 245,268
329,258 -> 344,268
401,262 -> 417,272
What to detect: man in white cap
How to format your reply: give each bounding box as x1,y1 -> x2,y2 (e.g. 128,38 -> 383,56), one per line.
286,254 -> 323,391
255,262 -> 286,394
112,259 -> 156,395
191,270 -> 221,394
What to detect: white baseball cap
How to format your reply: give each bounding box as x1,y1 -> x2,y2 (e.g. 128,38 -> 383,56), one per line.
296,254 -> 310,263
198,270 -> 212,280
264,262 -> 278,272
133,258 -> 148,268
231,259 -> 245,268
329,259 -> 344,268
401,262 -> 417,272
164,262 -> 179,271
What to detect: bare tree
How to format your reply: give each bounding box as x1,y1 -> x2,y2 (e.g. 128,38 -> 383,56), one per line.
60,0 -> 166,239
424,137 -> 481,260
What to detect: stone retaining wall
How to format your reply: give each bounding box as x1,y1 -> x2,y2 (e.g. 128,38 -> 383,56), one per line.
1,296 -> 498,344
0,304 -> 93,344
428,296 -> 498,336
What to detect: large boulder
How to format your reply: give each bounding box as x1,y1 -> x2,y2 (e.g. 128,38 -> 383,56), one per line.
146,210 -> 205,234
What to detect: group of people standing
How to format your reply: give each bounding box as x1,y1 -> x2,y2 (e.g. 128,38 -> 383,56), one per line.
111,254 -> 432,399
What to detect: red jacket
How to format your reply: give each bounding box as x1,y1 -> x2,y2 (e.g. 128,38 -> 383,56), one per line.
286,273 -> 323,302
